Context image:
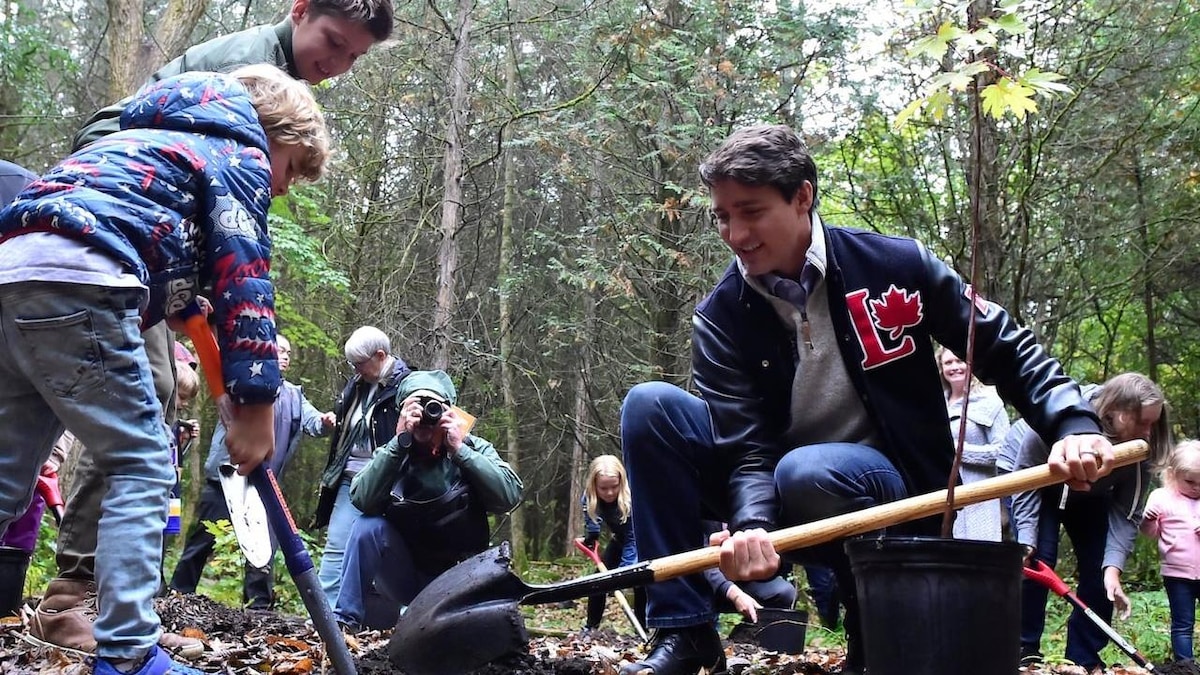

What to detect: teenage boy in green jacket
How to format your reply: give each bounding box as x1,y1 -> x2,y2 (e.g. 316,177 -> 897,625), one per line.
30,0 -> 393,657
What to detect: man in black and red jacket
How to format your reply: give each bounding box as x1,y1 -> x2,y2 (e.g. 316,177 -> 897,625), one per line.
619,124 -> 1114,675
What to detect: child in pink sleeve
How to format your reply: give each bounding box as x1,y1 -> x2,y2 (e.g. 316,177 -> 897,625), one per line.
1141,439 -> 1200,662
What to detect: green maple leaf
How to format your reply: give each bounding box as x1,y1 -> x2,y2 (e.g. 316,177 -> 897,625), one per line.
990,12 -> 1027,35
980,77 -> 1038,120
909,34 -> 948,59
1020,68 -> 1073,95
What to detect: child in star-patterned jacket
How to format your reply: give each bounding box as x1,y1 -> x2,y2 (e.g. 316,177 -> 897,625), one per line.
0,63 -> 328,675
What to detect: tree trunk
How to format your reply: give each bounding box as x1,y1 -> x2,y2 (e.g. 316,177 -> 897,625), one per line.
430,0 -> 473,370
105,0 -> 210,100
966,0 -> 1002,297
1133,159 -> 1158,380
565,167 -> 601,555
499,37 -> 525,565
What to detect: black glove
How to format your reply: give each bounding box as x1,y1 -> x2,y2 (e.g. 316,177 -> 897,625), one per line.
582,532 -> 599,549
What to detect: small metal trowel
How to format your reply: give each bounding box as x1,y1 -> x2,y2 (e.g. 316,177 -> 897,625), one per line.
218,463 -> 273,570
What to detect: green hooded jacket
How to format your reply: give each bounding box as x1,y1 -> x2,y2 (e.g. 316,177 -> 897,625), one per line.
349,370 -> 524,516
73,20 -> 298,150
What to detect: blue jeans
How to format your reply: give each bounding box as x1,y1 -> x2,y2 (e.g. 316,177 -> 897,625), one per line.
0,282 -> 174,659
1164,577 -> 1200,661
1020,487 -> 1111,668
318,478 -> 362,609
621,381 -> 906,633
334,515 -> 435,629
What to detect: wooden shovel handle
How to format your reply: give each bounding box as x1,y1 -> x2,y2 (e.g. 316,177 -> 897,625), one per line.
648,439 -> 1148,582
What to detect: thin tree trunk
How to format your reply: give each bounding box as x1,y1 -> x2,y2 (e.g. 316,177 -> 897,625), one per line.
1133,159 -> 1158,380
105,0 -> 210,100
499,35 -> 525,565
431,0 -> 473,370
967,0 -> 1002,297
565,170 -> 601,555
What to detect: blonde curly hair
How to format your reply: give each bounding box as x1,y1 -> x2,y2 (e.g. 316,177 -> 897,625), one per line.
231,64 -> 331,182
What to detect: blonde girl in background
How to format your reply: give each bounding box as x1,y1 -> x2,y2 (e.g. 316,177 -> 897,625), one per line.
1141,439 -> 1200,663
580,454 -> 645,631
936,345 -> 1011,541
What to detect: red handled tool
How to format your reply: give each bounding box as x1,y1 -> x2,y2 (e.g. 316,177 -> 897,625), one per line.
1023,559 -> 1155,671
35,472 -> 65,525
181,301 -> 358,675
574,537 -> 647,640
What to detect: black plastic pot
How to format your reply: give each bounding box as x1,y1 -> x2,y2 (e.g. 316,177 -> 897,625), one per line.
846,536 -> 1024,675
727,608 -> 808,654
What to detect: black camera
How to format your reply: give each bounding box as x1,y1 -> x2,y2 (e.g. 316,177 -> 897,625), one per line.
418,397 -> 446,427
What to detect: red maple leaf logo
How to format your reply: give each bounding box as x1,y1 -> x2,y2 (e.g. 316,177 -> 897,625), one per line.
869,285 -> 923,340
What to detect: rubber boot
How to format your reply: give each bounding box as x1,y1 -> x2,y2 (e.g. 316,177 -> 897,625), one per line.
0,546 -> 32,616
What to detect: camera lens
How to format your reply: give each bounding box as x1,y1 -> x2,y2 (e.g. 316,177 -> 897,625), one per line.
419,399 -> 445,426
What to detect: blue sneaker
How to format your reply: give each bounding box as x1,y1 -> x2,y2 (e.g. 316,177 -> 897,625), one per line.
91,645 -> 205,675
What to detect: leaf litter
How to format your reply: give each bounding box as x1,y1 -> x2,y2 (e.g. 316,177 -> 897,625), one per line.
0,592 -> 1182,674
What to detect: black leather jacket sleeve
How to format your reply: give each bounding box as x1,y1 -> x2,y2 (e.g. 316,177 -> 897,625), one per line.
692,309 -> 782,533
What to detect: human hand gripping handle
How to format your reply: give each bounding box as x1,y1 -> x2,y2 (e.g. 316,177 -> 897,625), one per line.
178,301 -> 272,475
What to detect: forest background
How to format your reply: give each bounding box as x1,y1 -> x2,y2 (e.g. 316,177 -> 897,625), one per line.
2,0 -> 1198,575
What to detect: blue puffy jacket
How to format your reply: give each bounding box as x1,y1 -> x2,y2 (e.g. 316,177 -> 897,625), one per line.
0,71 -> 281,405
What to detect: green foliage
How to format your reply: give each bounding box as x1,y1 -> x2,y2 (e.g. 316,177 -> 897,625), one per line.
189,519 -> 319,616
0,2 -> 78,154
268,187 -> 352,358
896,1 -> 1072,126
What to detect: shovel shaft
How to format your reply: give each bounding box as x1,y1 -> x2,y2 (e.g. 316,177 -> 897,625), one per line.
249,466 -> 358,675
647,440 -> 1149,583
573,539 -> 648,641
183,308 -> 357,675
522,440 -> 1149,606
1074,601 -> 1152,669
1024,561 -> 1153,669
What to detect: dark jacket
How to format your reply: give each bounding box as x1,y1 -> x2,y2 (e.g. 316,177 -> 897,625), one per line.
0,160 -> 35,204
693,225 -> 1102,534
73,21 -> 297,150
581,496 -> 637,568
312,356 -> 412,527
0,73 -> 281,405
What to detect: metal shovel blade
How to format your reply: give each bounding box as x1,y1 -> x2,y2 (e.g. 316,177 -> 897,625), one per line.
217,464 -> 273,570
388,543 -> 531,675
389,440 -> 1150,675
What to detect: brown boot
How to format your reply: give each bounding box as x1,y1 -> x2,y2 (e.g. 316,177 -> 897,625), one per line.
27,577 -> 203,660
27,577 -> 98,655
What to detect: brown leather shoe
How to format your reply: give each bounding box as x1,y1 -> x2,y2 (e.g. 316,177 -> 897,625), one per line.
27,577 -> 98,655
27,577 -> 203,660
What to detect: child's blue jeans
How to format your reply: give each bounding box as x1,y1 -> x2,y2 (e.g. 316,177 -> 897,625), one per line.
1164,576 -> 1200,661
0,281 -> 174,660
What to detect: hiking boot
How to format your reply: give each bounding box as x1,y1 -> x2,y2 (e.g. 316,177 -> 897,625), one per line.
619,624 -> 726,675
29,577 -> 203,659
90,645 -> 204,675
28,577 -> 98,655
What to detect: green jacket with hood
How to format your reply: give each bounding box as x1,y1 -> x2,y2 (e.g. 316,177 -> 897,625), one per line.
73,20 -> 298,150
349,370 -> 524,518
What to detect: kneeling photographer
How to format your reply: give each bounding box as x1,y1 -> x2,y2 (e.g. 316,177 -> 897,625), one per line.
333,370 -> 524,630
